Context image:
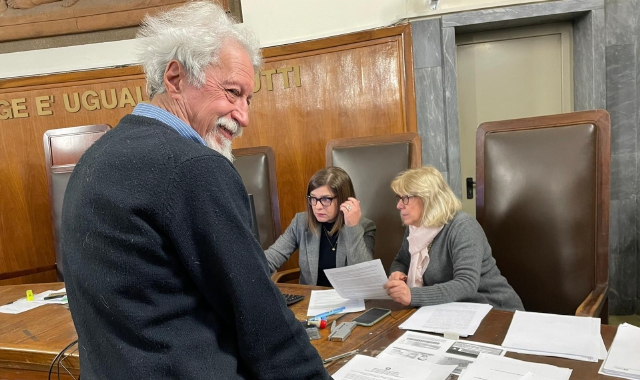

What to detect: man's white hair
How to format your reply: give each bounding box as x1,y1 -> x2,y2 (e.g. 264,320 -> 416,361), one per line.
137,1 -> 262,99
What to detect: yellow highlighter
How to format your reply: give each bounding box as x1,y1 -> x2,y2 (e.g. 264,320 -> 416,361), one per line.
26,290 -> 34,302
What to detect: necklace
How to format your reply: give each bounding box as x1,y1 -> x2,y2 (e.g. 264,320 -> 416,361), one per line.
323,227 -> 338,251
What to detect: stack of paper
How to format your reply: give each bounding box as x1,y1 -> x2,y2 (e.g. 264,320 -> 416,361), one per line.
332,354 -> 457,380
502,311 -> 606,362
599,323 -> 640,379
306,289 -> 365,316
458,353 -> 572,380
377,331 -> 505,376
399,302 -> 493,337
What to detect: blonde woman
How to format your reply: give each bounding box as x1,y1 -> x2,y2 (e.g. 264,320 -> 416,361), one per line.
383,166 -> 523,311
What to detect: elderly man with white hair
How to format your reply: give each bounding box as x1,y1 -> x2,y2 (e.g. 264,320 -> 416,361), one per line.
61,2 -> 330,379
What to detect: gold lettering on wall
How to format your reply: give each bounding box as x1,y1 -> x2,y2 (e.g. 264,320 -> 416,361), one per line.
63,93 -> 81,113
100,89 -> 118,110
276,67 -> 294,88
35,96 -> 53,116
11,98 -> 29,118
81,91 -> 101,111
0,86 -> 147,120
253,65 -> 302,93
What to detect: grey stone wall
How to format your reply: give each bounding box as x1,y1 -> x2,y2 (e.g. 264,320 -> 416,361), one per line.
411,0 -> 640,315
605,0 -> 640,315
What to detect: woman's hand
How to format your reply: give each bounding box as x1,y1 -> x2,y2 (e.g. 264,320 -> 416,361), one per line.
340,197 -> 361,227
388,271 -> 408,282
384,279 -> 411,306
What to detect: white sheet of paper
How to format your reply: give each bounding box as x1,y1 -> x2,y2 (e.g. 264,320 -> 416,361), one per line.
399,302 -> 492,337
323,259 -> 390,300
502,311 -> 602,362
0,288 -> 67,314
377,331 -> 505,376
598,323 -> 640,379
458,353 -> 572,380
306,289 -> 365,316
333,354 -> 455,380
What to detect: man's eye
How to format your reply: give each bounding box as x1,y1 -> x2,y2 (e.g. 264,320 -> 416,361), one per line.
227,89 -> 240,97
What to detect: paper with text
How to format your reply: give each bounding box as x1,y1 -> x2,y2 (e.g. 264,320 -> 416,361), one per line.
399,302 -> 492,337
306,289 -> 365,316
598,322 -> 640,380
0,288 -> 67,314
502,311 -> 604,362
324,259 -> 390,300
458,353 -> 572,380
378,331 -> 505,376
332,354 -> 456,380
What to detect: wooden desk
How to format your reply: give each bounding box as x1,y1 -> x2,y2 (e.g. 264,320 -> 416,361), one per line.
332,309 -> 623,379
0,283 -> 78,380
0,283 -> 622,380
0,282 -> 414,379
278,283 -> 415,361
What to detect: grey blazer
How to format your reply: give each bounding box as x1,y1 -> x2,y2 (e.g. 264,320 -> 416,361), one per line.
265,212 -> 376,285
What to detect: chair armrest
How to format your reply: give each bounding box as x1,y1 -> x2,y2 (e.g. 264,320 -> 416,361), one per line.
271,268 -> 300,283
576,283 -> 608,318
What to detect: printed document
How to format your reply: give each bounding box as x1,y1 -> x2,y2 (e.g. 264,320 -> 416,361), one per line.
0,288 -> 67,314
324,259 -> 390,300
501,311 -> 605,362
378,331 -> 505,376
306,289 -> 365,316
399,302 -> 492,337
332,354 -> 456,380
599,322 -> 640,380
458,353 -> 572,380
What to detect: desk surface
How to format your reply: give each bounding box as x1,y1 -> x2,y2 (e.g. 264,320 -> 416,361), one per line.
0,282 -> 622,379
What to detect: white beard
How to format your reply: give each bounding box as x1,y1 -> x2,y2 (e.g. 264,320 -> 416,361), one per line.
205,117 -> 242,162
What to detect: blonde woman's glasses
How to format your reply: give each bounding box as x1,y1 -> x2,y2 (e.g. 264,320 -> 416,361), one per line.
395,195 -> 415,205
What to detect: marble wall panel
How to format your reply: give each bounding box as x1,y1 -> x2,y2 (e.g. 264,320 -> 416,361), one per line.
412,19 -> 442,70
415,67 -> 447,172
606,44 -> 637,156
442,26 -> 462,199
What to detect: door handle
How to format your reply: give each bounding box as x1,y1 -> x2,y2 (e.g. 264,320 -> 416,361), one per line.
466,177 -> 476,199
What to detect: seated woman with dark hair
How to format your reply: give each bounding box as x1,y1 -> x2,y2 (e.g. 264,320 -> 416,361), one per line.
383,166 -> 523,311
265,166 -> 376,286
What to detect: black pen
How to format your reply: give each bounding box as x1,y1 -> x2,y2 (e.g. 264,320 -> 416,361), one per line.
322,349 -> 359,364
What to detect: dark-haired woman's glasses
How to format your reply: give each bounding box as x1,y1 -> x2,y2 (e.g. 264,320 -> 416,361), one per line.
307,196 -> 335,206
395,195 -> 414,205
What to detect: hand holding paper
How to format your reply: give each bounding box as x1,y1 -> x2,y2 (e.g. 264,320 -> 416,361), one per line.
324,259 -> 390,300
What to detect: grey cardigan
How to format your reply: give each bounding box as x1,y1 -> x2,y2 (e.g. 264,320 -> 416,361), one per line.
390,212 -> 524,311
265,212 -> 376,285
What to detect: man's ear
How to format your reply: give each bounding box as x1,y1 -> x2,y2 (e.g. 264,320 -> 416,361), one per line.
164,60 -> 184,100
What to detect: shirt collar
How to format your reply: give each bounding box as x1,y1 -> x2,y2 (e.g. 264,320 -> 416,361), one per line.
132,102 -> 208,147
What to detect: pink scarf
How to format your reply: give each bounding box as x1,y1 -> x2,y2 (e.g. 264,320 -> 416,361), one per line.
406,225 -> 443,288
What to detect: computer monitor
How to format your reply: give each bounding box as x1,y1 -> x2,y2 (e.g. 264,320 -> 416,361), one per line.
248,193 -> 260,242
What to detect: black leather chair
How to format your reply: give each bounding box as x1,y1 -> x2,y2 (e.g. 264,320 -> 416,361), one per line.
232,146 -> 282,250
44,125 -> 111,281
326,133 -> 422,273
476,110 -> 610,322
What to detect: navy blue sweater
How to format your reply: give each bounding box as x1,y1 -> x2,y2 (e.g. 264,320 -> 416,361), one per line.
62,115 -> 329,379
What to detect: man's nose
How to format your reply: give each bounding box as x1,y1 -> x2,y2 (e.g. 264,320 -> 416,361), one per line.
232,100 -> 249,128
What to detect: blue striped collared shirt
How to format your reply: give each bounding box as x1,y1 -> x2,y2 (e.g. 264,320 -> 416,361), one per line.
132,102 -> 207,147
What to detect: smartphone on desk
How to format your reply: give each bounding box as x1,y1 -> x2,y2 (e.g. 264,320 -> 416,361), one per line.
352,308 -> 391,327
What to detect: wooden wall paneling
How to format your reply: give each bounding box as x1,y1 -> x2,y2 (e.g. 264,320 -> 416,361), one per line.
0,68 -> 147,283
0,23 -> 415,279
235,24 -> 416,271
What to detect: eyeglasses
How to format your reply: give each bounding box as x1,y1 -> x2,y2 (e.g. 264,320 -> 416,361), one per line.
395,195 -> 415,205
307,196 -> 335,207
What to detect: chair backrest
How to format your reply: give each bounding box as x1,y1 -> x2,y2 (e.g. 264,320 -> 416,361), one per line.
43,124 -> 111,281
476,110 -> 610,315
232,146 -> 282,249
326,133 -> 422,273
